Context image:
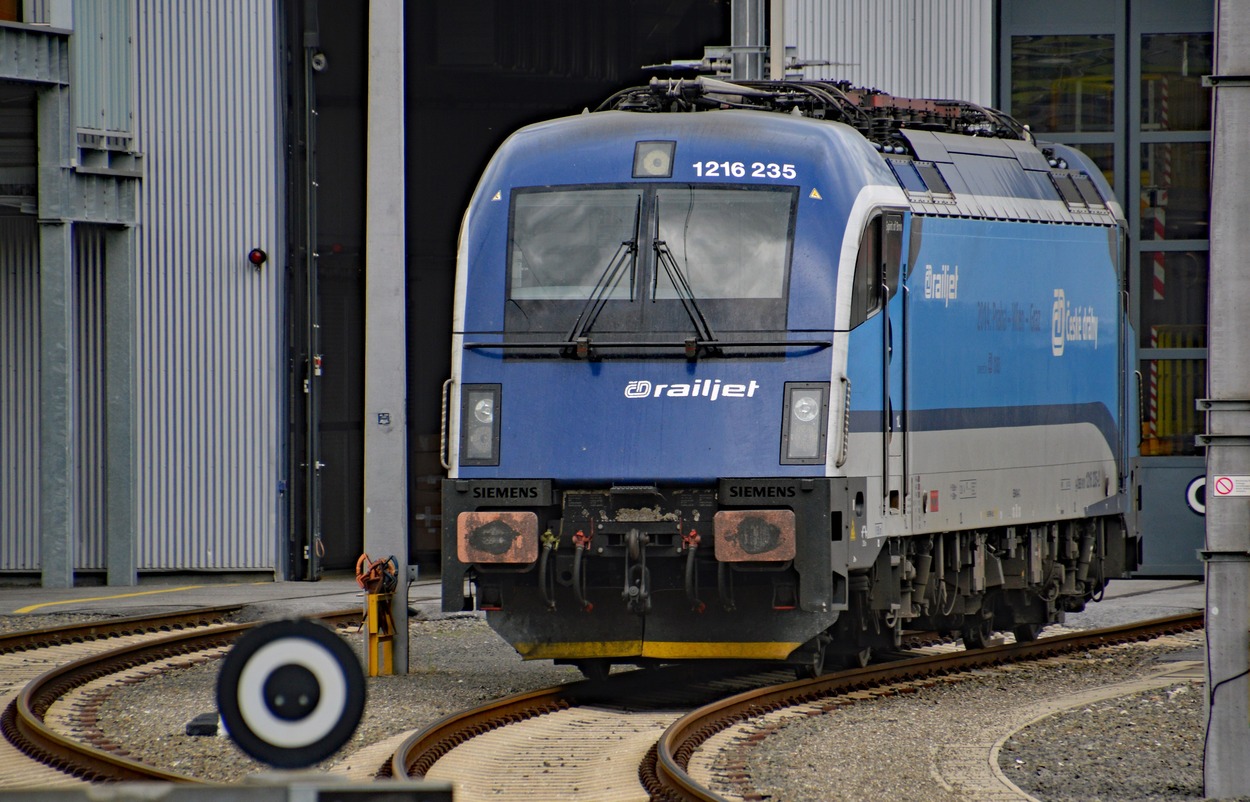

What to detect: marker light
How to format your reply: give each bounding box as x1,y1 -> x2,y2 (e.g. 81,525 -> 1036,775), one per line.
633,140 -> 675,178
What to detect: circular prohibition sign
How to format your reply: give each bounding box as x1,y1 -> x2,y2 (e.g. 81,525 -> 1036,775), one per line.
216,618 -> 365,769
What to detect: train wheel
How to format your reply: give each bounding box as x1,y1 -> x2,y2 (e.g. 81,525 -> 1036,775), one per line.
1012,623 -> 1042,642
960,613 -> 993,650
575,659 -> 611,682
829,646 -> 871,670
792,638 -> 829,679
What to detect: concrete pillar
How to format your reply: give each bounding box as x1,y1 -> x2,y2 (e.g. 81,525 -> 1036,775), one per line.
364,0 -> 409,673
1203,1 -> 1250,796
769,0 -> 785,80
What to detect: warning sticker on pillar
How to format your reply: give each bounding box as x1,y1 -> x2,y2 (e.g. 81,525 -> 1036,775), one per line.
1211,476 -> 1250,498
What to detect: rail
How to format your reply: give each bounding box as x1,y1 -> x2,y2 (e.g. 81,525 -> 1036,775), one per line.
2,607 -> 362,782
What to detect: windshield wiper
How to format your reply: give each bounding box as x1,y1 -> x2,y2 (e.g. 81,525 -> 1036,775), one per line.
566,199 -> 641,347
654,240 -> 716,346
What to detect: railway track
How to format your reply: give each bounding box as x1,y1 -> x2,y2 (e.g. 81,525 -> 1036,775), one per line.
0,606 -> 361,787
390,662 -> 799,800
0,605 -> 1204,797
392,612 -> 1203,801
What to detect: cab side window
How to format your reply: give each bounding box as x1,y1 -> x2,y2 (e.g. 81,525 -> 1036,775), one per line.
849,212 -> 904,329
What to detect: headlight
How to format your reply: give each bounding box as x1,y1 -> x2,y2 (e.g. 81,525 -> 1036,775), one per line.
792,395 -> 819,423
460,384 -> 501,465
473,397 -> 494,423
781,382 -> 829,464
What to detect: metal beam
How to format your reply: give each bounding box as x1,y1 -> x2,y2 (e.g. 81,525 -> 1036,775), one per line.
105,226 -> 136,586
38,218 -> 74,588
34,84 -> 138,227
36,80 -> 74,588
0,24 -> 70,85
730,0 -> 765,80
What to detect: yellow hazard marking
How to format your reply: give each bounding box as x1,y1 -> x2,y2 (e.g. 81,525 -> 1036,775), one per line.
641,641 -> 801,660
13,583 -> 262,614
809,188 -> 822,200
850,519 -> 857,541
491,190 -> 502,201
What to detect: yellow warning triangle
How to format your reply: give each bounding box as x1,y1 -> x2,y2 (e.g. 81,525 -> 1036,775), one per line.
491,190 -> 502,201
809,188 -> 822,200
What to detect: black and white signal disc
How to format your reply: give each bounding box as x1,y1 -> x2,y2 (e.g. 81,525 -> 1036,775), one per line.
216,618 -> 365,768
1186,475 -> 1206,515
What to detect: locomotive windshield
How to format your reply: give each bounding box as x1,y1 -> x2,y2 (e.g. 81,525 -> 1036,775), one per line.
505,184 -> 797,335
653,187 -> 790,300
509,188 -> 642,301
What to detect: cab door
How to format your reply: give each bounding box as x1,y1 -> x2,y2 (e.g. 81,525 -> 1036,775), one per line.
848,209 -> 908,525
880,212 -> 907,519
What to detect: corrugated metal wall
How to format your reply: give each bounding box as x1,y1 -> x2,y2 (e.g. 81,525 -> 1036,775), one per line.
133,1 -> 283,570
72,0 -> 133,144
0,218 -> 40,571
0,222 -> 116,573
786,0 -> 994,105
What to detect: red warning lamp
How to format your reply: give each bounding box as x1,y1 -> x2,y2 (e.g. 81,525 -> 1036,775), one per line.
247,248 -> 268,270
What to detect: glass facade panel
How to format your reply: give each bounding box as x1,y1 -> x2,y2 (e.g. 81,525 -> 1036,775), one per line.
1139,141 -> 1210,241
1139,357 -> 1205,457
1137,32 -> 1212,464
1138,251 -> 1207,349
1003,1 -> 1216,576
1076,142 -> 1115,186
1140,33 -> 1214,131
1010,34 -> 1116,132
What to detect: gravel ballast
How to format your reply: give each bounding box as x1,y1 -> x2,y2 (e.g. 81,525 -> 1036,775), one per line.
999,677 -> 1204,801
726,635 -> 1205,802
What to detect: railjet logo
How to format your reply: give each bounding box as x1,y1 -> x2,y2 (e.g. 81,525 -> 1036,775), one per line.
1051,288 -> 1099,357
923,264 -> 959,307
625,379 -> 761,401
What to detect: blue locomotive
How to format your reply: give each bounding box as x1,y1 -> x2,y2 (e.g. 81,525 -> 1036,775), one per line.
440,78 -> 1137,677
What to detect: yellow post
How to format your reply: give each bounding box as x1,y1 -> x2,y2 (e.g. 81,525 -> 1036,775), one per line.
366,592 -> 395,676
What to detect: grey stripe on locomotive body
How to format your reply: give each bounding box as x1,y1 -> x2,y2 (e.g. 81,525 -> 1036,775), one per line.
851,403 -> 1121,462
